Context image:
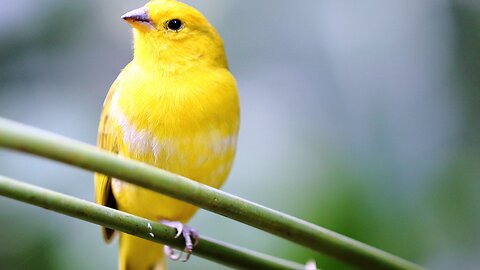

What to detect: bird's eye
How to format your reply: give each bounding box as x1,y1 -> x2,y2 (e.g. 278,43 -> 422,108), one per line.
166,19 -> 183,31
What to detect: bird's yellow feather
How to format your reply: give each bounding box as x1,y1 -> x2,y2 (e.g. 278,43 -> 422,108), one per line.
94,0 -> 239,269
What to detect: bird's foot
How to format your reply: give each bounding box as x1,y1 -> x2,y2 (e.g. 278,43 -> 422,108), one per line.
161,220 -> 199,262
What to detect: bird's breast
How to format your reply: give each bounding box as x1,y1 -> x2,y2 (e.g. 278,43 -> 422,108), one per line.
106,63 -> 239,219
109,88 -> 238,178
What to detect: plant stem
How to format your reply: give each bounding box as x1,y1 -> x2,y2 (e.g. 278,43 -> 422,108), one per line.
0,117 -> 426,270
0,175 -> 307,270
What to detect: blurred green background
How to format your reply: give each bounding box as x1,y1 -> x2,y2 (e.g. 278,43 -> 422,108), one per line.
0,0 -> 479,269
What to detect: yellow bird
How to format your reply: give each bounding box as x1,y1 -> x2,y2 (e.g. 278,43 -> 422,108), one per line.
94,0 -> 240,269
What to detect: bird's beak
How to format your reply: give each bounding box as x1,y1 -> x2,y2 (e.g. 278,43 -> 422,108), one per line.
121,7 -> 155,31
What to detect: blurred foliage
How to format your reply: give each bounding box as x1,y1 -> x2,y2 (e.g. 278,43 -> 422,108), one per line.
429,151 -> 480,248
452,1 -> 480,147
0,210 -> 64,270
275,158 -> 432,270
0,0 -> 87,87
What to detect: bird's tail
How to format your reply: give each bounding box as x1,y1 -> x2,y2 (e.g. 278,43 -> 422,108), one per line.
119,232 -> 166,270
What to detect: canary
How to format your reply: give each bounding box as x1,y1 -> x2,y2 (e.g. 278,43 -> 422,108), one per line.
94,0 -> 239,269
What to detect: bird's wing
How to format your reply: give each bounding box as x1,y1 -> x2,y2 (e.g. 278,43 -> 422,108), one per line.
94,81 -> 119,242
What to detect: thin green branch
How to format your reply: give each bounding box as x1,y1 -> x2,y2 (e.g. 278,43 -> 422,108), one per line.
0,117 -> 426,270
0,175 -> 307,270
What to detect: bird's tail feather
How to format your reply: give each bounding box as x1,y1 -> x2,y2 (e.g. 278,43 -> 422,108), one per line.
119,232 -> 166,270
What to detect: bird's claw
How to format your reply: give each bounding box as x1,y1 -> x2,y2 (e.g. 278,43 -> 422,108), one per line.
161,220 -> 199,262
163,245 -> 182,261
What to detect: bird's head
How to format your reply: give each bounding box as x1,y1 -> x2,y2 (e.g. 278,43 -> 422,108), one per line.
122,0 -> 228,70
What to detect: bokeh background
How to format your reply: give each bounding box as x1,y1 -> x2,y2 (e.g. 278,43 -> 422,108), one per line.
0,0 -> 479,269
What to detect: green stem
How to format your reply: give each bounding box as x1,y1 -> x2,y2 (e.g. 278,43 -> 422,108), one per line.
0,117 -> 426,270
0,175 -> 307,270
